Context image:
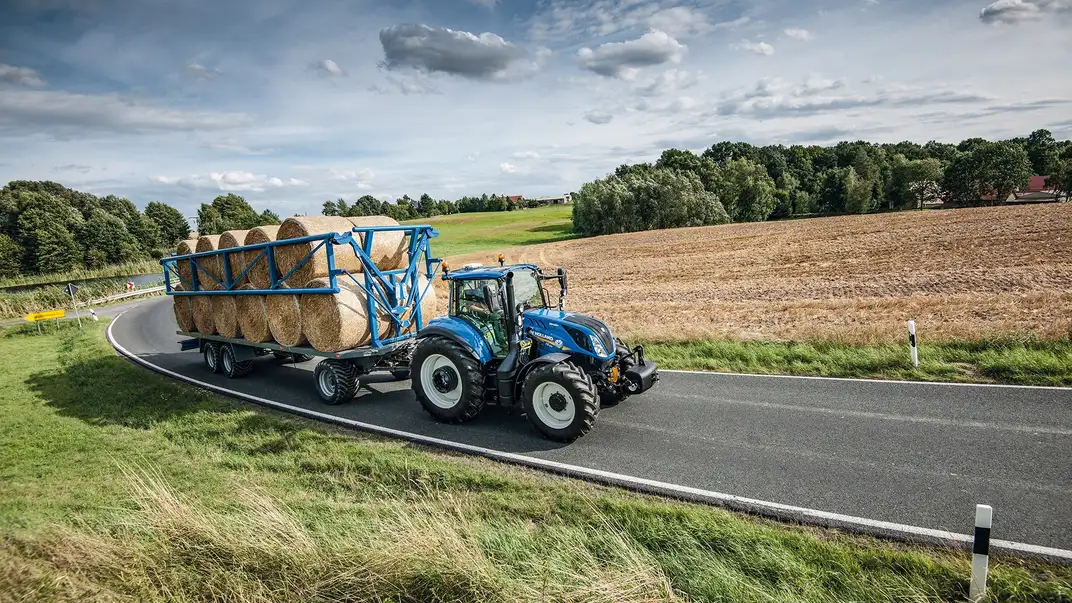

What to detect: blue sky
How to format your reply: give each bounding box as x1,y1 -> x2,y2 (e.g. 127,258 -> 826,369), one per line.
1,0 -> 1070,219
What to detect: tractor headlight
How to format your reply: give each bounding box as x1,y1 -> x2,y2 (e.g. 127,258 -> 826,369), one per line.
592,337 -> 607,356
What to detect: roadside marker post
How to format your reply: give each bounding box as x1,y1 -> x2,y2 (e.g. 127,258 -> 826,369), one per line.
64,283 -> 82,328
907,320 -> 919,367
970,504 -> 992,602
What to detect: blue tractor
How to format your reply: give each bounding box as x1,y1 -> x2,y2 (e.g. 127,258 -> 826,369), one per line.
409,259 -> 659,441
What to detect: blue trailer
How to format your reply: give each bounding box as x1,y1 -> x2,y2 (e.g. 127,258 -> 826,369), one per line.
161,224 -> 442,403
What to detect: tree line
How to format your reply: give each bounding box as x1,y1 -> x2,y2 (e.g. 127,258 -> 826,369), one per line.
572,129 -> 1072,237
321,192 -> 552,219
0,181 -> 192,278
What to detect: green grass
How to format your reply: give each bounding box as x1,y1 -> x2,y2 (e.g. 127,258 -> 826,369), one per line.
0,260 -> 160,288
640,337 -> 1072,386
0,277 -> 165,320
406,204 -> 576,257
1,323 -> 1070,601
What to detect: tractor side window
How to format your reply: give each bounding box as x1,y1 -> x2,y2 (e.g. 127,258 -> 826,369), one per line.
455,279 -> 508,357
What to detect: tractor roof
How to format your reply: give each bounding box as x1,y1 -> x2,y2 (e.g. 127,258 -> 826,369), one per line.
443,263 -> 539,280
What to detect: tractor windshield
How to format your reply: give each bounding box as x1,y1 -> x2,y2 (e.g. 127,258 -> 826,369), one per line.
512,269 -> 548,310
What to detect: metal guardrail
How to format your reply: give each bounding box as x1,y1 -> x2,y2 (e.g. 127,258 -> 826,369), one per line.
78,285 -> 166,307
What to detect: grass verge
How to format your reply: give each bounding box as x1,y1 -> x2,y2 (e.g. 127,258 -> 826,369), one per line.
639,337 -> 1072,386
0,260 -> 161,288
0,278 -> 164,320
1,322 -> 1070,602
406,204 -> 576,257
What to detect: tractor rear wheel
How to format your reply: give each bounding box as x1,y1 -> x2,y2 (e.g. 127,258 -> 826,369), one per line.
411,336 -> 485,423
522,361 -> 598,442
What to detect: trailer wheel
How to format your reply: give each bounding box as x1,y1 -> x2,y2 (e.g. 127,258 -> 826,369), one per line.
221,344 -> 254,379
411,336 -> 485,423
203,342 -> 222,374
314,360 -> 359,405
522,361 -> 598,442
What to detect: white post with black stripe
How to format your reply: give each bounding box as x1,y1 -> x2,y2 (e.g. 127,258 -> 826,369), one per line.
969,504 -> 992,602
907,320 -> 919,368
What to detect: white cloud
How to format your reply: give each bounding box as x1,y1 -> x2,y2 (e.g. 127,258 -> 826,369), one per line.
312,59 -> 346,77
784,28 -> 813,41
647,6 -> 713,38
794,76 -> 847,95
0,88 -> 250,137
499,162 -> 518,173
583,110 -> 613,125
735,39 -> 775,55
154,171 -> 309,193
979,0 -> 1071,23
466,0 -> 498,7
184,63 -> 220,79
512,151 -> 541,159
0,63 -> 46,87
379,23 -> 547,81
578,29 -> 687,79
328,168 -> 375,189
635,68 -> 703,96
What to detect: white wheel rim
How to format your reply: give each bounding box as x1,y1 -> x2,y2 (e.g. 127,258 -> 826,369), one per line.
420,353 -> 462,409
532,382 -> 575,430
206,348 -> 216,369
319,367 -> 336,397
222,350 -> 233,373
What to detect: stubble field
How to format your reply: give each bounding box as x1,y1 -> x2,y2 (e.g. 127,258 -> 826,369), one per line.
443,204 -> 1072,345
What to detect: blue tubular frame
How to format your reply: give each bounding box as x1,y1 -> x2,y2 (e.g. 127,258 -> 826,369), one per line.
161,225 -> 442,350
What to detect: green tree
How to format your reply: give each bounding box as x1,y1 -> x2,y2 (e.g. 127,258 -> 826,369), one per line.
0,233 -> 21,278
322,199 -> 348,216
259,209 -> 281,224
16,192 -> 83,274
656,149 -> 703,175
485,194 -> 506,212
719,158 -> 777,222
1026,128 -> 1059,176
144,201 -> 191,246
417,193 -> 440,217
890,156 -> 944,210
976,141 -> 1033,204
196,205 -> 227,235
80,209 -> 144,267
1048,159 -> 1072,202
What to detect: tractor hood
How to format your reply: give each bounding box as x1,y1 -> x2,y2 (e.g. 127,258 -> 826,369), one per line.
523,308 -> 617,359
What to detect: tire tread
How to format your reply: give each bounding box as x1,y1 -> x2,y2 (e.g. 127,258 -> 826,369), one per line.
411,336 -> 486,423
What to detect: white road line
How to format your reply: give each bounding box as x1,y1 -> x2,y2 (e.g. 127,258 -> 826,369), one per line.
662,368 -> 1072,391
660,391 -> 1072,435
105,310 -> 1072,565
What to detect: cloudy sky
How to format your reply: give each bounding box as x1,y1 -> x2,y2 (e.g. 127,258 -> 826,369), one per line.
1,0 -> 1069,219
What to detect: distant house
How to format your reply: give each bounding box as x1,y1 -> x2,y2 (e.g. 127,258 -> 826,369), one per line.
1008,175 -> 1059,204
529,193 -> 572,205
506,195 -> 524,204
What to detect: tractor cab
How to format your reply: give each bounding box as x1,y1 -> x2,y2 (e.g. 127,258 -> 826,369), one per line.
408,256 -> 659,442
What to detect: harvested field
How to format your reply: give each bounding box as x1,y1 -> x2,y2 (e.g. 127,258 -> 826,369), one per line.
446,204 -> 1072,344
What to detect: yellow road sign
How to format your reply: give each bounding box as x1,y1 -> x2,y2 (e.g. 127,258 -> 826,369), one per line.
24,309 -> 66,322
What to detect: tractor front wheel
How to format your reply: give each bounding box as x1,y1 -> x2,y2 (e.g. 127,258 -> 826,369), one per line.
522,362 -> 598,442
411,336 -> 485,423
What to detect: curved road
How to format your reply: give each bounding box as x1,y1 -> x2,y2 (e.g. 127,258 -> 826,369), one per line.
112,297 -> 1072,553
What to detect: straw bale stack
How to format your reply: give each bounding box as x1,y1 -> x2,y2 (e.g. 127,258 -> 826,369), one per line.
195,235 -> 223,290
172,284 -> 196,332
244,225 -> 281,289
300,277 -> 394,353
218,229 -> 251,286
398,275 -> 439,335
175,239 -> 199,287
267,282 -> 307,346
274,216 -> 361,288
192,295 -> 216,335
236,284 -> 272,343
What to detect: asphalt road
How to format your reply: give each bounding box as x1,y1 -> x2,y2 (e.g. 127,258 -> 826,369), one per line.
111,297 -> 1072,550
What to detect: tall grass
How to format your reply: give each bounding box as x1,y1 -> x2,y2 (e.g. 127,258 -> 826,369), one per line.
0,259 -> 161,288
1,324 -> 1070,601
0,277 -> 163,319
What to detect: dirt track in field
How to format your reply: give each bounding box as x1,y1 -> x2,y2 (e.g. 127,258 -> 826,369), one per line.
439,204 -> 1072,344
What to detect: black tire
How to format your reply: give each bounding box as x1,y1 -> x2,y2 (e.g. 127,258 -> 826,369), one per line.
221,344 -> 254,379
390,369 -> 411,381
203,342 -> 221,374
314,360 -> 359,405
410,336 -> 485,423
522,361 -> 598,442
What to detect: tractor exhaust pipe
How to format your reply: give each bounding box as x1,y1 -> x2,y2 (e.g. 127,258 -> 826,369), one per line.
496,271 -> 520,405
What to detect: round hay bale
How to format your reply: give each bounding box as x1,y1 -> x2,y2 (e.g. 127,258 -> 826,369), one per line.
267,283 -> 306,347
192,295 -> 216,335
236,284 -> 272,343
300,277 -> 393,353
213,295 -> 242,338
275,216 -> 362,289
218,229 -> 251,287
172,284 -> 196,332
349,216 -> 407,271
175,239 -> 199,288
195,235 -> 223,290
399,275 -> 439,335
243,225 -> 281,289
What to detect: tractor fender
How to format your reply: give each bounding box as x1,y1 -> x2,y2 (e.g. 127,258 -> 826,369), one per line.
513,352 -> 572,401
416,317 -> 494,364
